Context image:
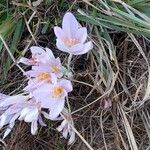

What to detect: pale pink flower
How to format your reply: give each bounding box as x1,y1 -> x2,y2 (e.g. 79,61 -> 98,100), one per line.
24,72 -> 57,92
54,12 -> 93,55
26,57 -> 63,78
19,46 -> 54,66
18,99 -> 46,135
0,94 -> 46,138
33,79 -> 73,119
0,94 -> 30,138
57,109 -> 75,145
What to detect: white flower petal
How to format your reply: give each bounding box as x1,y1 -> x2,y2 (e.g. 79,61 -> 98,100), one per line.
0,95 -> 29,107
49,99 -> 65,120
3,128 -> 12,139
30,46 -> 45,54
75,27 -> 87,43
18,107 -> 31,120
24,108 -> 39,122
31,121 -> 38,135
68,131 -> 75,145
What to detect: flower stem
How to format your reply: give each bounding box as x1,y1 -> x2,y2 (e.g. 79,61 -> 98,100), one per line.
67,54 -> 72,71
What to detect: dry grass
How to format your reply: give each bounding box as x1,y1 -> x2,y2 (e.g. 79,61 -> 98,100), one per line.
0,0 -> 150,150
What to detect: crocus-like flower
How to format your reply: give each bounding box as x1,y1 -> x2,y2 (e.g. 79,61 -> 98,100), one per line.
57,109 -> 75,145
26,57 -> 63,78
54,12 -> 93,55
18,99 -> 46,135
0,94 -> 30,138
24,72 -> 57,93
19,46 -> 54,66
33,79 -> 73,119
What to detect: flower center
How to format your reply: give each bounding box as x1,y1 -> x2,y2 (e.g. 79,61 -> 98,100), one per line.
38,73 -> 51,82
53,87 -> 64,98
64,37 -> 80,48
52,65 -> 60,73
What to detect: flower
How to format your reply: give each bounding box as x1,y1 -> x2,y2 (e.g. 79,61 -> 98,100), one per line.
24,72 -> 57,92
0,94 -> 30,138
57,109 -> 75,145
0,94 -> 46,138
33,79 -> 73,119
54,12 -> 93,55
19,46 -> 54,66
18,99 -> 46,135
26,57 -> 63,78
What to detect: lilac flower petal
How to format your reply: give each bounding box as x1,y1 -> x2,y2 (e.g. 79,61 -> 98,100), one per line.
0,95 -> 29,107
62,12 -> 79,38
0,93 -> 8,99
56,39 -> 69,53
70,43 -> 84,55
74,41 -> 93,55
59,79 -> 73,93
30,46 -> 45,54
75,27 -> 87,43
54,27 -> 65,40
18,57 -> 32,65
24,108 -> 38,122
45,47 -> 55,58
49,99 -> 65,119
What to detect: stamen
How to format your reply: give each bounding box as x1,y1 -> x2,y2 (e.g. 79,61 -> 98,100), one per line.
64,37 -> 80,48
38,73 -> 51,82
53,87 -> 64,98
52,65 -> 60,73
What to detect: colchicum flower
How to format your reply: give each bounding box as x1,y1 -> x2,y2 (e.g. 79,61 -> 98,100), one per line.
57,109 -> 75,145
33,79 -> 73,119
24,72 -> 57,93
0,94 -> 46,138
19,46 -> 54,66
0,94 -> 30,138
18,99 -> 46,135
54,12 -> 93,55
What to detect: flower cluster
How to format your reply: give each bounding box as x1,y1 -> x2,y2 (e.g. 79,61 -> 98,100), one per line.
0,12 -> 93,144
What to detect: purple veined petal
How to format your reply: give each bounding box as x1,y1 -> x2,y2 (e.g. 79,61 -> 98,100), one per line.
59,79 -> 73,93
24,108 -> 39,122
0,95 -> 29,107
31,120 -> 38,135
18,57 -> 32,65
62,12 -> 79,38
70,43 -> 84,55
74,41 -> 93,55
54,27 -> 65,40
56,39 -> 69,53
30,46 -> 45,55
49,99 -> 65,120
75,27 -> 87,43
